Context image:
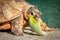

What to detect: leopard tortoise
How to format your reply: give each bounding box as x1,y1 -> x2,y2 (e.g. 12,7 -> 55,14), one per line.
0,0 -> 51,36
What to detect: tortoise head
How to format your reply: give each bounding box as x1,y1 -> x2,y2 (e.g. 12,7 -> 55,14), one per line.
24,6 -> 42,20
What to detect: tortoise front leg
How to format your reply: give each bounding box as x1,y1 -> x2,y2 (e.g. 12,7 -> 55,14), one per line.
36,18 -> 52,31
11,15 -> 24,36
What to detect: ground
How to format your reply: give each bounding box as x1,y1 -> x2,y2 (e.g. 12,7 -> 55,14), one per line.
0,27 -> 60,40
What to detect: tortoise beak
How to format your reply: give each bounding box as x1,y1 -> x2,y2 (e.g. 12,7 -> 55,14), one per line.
35,13 -> 40,18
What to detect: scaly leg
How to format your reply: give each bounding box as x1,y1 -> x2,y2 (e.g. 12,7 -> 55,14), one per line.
11,14 -> 24,36
36,18 -> 52,31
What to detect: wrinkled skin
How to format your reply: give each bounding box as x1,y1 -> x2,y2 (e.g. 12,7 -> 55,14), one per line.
0,0 -> 51,36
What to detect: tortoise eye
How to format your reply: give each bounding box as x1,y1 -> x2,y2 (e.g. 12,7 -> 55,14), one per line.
31,11 -> 33,15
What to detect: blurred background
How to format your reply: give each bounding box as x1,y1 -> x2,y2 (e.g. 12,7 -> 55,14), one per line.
0,0 -> 60,40
26,0 -> 60,28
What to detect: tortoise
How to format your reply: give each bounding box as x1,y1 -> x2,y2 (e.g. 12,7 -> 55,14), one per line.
0,0 -> 51,36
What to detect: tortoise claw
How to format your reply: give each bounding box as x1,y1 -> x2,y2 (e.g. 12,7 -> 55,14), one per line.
44,27 -> 52,32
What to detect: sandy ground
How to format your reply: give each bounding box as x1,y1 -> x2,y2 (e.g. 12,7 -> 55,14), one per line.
0,27 -> 60,40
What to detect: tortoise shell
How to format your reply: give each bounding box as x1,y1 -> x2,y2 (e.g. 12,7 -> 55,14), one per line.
0,0 -> 22,23
0,0 -> 40,23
